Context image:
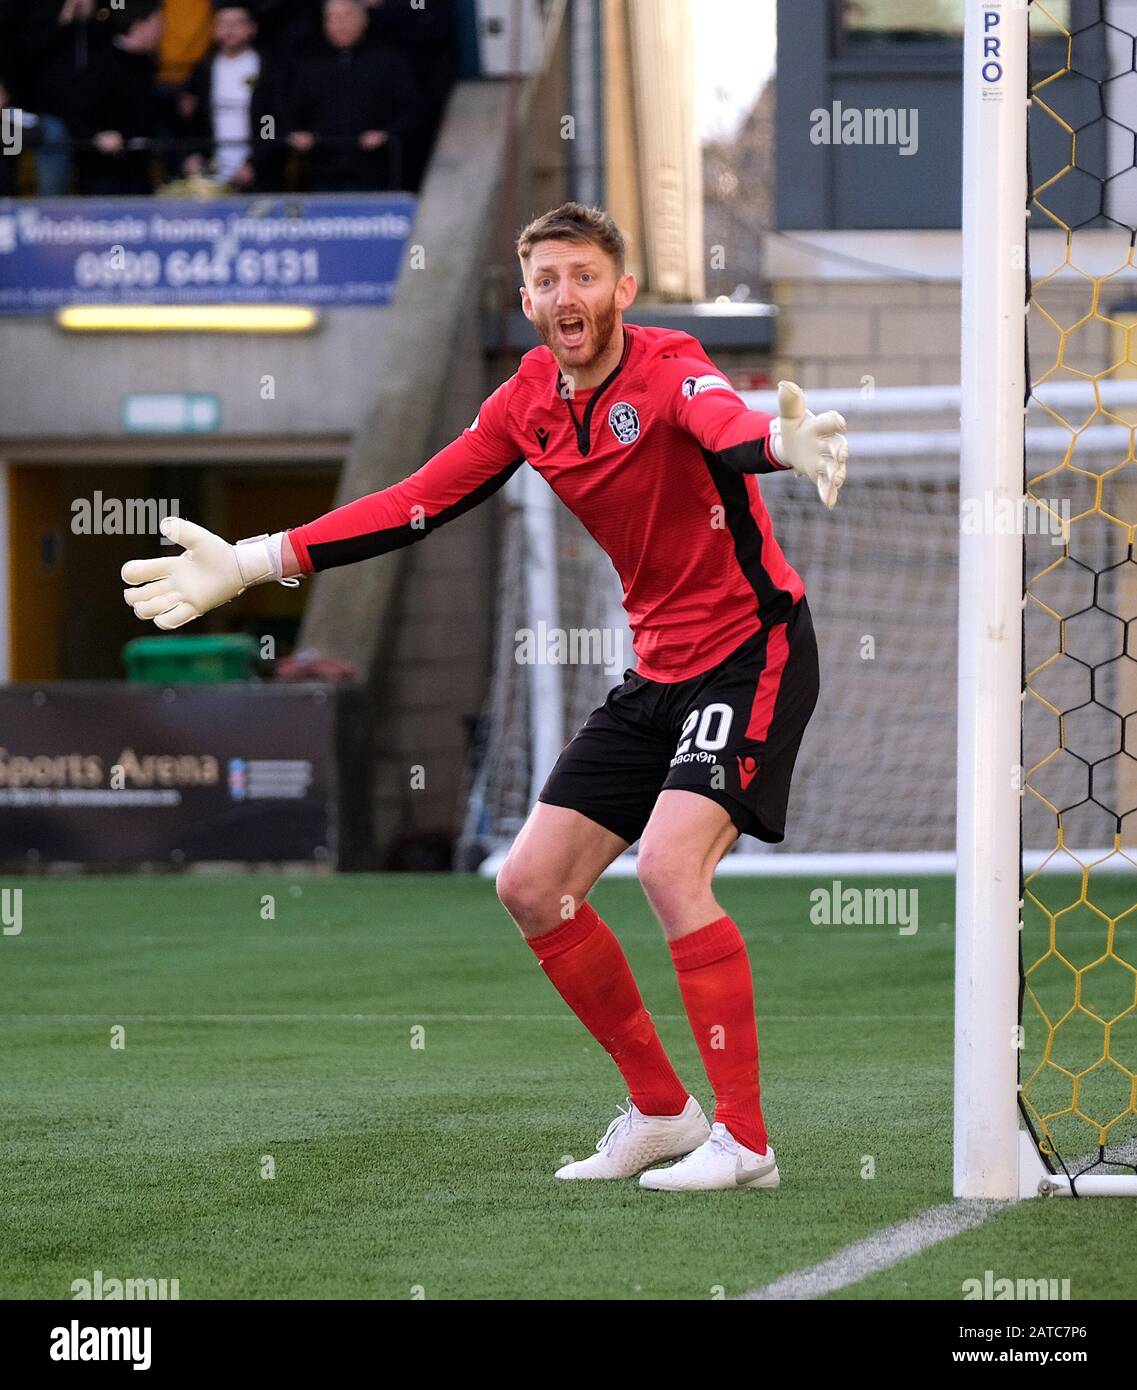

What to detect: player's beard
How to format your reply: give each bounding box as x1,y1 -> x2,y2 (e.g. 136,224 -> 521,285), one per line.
537,297 -> 619,378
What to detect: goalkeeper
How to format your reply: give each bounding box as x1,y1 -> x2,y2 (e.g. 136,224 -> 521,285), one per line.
123,202 -> 848,1193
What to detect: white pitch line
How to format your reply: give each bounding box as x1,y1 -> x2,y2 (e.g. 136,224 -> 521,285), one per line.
0,1012 -> 952,1025
1,1012 -> 592,1024
736,1199 -> 1011,1301
740,1132 -> 1137,1301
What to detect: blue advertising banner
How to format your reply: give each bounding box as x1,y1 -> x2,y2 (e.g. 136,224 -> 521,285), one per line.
0,194 -> 415,312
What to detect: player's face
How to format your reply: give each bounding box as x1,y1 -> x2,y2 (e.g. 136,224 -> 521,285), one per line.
521,240 -> 634,375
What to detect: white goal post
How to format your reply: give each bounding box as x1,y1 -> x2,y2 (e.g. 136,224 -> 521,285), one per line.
952,0 -> 1028,1201
956,1 -> 1136,1200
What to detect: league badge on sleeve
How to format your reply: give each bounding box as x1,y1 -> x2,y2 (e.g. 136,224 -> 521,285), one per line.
681,374 -> 734,399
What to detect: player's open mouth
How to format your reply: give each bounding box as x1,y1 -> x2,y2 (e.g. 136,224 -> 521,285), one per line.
557,317 -> 586,347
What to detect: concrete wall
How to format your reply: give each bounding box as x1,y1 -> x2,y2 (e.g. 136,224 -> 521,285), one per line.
0,308 -> 393,443
292,54 -> 574,865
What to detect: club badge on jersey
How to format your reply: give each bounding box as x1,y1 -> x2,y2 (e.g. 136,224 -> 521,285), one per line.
608,401 -> 640,444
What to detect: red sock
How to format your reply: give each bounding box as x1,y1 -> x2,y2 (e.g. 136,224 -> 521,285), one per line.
527,903 -> 688,1117
669,915 -> 768,1153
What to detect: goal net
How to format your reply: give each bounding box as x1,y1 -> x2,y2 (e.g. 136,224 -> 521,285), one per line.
1018,0 -> 1137,1190
457,418 -> 966,869
457,388 -> 1132,875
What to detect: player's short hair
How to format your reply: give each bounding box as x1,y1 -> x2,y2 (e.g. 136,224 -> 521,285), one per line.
516,203 -> 626,277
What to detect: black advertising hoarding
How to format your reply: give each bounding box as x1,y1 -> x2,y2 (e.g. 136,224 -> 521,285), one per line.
0,683 -> 370,866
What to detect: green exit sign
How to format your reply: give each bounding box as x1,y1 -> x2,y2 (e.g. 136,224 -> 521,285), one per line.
122,394 -> 221,433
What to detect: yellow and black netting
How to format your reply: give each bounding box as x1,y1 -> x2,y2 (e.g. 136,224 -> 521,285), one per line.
1022,0 -> 1137,1187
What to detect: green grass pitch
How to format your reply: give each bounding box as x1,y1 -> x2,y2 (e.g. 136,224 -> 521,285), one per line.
1,873 -> 1134,1300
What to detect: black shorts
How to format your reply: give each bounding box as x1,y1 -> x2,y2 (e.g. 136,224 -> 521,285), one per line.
538,596 -> 820,845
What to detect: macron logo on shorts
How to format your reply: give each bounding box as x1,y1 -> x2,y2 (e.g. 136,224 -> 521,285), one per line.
737,754 -> 759,790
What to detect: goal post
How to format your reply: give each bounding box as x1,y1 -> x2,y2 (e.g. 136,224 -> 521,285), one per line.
953,0 -> 1029,1200
957,0 -> 1137,1200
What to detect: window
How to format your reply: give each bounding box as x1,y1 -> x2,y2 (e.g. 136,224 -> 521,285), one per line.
841,0 -> 1072,45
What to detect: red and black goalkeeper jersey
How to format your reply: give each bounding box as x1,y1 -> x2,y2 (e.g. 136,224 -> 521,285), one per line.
287,323 -> 804,682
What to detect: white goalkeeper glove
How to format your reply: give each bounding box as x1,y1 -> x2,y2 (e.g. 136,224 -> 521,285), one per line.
121,516 -> 296,631
767,380 -> 849,511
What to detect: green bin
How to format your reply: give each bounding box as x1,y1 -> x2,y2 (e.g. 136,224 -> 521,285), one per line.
123,634 -> 262,683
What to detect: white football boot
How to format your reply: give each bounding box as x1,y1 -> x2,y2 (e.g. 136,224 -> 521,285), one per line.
554,1095 -> 710,1180
639,1121 -> 780,1191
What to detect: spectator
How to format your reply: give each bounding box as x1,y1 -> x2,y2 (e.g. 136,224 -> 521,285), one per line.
288,0 -> 419,192
3,0 -> 107,196
158,0 -> 214,86
154,0 -> 215,170
71,5 -> 164,195
243,0 -> 323,85
180,5 -> 282,189
361,0 -> 455,190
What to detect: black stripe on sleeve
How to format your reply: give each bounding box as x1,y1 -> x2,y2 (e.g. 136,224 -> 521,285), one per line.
702,448 -> 795,623
713,437 -> 784,475
305,456 -> 526,571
